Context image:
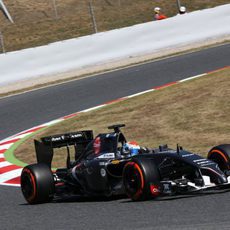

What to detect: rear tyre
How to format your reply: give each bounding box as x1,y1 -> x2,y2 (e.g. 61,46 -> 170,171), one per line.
123,158 -> 161,201
21,163 -> 55,204
207,144 -> 230,172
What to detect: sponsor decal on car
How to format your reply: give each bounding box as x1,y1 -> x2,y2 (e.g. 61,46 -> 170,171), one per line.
100,168 -> 106,177
70,133 -> 83,138
162,182 -> 172,194
111,160 -> 120,164
97,153 -> 115,159
51,136 -> 65,142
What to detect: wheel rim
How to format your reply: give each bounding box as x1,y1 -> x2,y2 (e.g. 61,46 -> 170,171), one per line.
209,150 -> 229,171
124,162 -> 144,200
21,168 -> 36,202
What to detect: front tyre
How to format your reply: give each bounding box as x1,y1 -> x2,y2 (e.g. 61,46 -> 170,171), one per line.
208,144 -> 230,172
21,163 -> 55,204
123,158 -> 161,201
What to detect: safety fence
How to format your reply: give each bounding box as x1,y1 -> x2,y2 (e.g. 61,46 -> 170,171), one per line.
0,0 -> 228,53
0,0 -> 182,52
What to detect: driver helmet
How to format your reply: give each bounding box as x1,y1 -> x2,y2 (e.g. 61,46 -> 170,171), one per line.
179,6 -> 186,14
122,141 -> 140,156
154,7 -> 161,14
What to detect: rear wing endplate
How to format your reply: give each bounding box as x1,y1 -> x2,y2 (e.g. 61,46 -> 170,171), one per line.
34,131 -> 93,167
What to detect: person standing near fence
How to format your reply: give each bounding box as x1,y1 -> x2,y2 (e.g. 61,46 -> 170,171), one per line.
154,7 -> 167,20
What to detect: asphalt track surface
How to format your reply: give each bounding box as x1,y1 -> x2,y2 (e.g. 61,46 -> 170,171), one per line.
0,44 -> 230,229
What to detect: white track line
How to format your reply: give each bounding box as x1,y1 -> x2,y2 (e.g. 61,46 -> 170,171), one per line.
0,182 -> 20,187
0,161 -> 12,168
81,104 -> 107,113
43,119 -> 65,126
0,168 -> 22,183
0,143 -> 14,150
12,132 -> 34,139
179,73 -> 207,82
128,89 -> 155,98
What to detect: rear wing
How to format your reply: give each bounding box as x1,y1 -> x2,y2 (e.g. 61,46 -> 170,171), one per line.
41,131 -> 93,148
34,131 -> 93,168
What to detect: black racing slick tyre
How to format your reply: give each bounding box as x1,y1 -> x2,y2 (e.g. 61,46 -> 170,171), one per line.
21,163 -> 55,204
208,144 -> 230,172
123,158 -> 161,201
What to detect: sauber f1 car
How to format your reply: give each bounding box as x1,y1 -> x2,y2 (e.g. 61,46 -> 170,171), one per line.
21,124 -> 230,204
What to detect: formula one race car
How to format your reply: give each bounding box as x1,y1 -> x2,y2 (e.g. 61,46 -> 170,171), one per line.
21,124 -> 230,204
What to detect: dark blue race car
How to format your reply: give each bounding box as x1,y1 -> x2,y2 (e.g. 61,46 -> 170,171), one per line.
21,124 -> 230,204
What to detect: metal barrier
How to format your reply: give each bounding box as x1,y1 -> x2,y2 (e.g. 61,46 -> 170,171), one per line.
0,0 -> 195,52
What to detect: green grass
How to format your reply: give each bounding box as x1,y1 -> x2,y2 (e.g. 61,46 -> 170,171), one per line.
0,0 -> 229,52
14,67 -> 230,168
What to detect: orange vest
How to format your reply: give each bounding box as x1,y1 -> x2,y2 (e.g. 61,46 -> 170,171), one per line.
155,14 -> 167,20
